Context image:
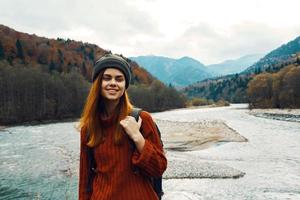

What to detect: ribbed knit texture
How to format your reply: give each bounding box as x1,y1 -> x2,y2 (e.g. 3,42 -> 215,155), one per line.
79,111 -> 167,200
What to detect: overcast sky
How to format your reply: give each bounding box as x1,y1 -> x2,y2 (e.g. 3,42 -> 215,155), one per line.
1,0 -> 300,64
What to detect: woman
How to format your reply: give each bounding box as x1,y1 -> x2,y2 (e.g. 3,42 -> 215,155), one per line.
78,53 -> 167,200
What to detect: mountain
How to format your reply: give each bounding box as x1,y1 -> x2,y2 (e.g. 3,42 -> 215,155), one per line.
129,55 -> 214,87
183,35 -> 300,103
207,54 -> 263,75
0,24 -> 187,124
244,36 -> 300,73
0,24 -> 155,85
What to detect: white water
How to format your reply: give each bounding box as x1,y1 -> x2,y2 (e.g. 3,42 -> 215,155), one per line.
0,104 -> 299,200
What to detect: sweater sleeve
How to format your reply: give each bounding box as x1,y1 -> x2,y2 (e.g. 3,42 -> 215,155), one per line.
78,129 -> 91,200
131,111 -> 167,178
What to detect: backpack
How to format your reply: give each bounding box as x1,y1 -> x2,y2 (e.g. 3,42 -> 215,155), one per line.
85,108 -> 164,199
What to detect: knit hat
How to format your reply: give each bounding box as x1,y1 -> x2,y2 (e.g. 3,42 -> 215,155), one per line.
92,54 -> 131,88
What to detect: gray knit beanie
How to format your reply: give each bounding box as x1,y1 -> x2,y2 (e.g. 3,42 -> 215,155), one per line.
92,54 -> 131,88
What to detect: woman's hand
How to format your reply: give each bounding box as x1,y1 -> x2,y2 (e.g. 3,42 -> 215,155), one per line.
120,116 -> 145,152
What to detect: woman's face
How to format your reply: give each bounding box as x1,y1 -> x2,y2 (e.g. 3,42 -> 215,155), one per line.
101,68 -> 126,101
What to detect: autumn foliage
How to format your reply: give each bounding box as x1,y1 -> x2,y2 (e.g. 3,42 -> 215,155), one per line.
0,24 -> 154,84
0,24 -> 187,124
247,63 -> 300,108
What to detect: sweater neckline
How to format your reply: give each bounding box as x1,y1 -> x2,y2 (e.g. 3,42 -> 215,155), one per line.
100,113 -> 117,127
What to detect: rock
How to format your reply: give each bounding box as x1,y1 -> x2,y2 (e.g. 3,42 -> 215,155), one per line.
163,156 -> 245,179
155,119 -> 248,152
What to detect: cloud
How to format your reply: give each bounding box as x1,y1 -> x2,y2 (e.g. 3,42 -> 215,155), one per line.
0,0 -> 161,45
150,22 -> 300,64
1,0 -> 300,64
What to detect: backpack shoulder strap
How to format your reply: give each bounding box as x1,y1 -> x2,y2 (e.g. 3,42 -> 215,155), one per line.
130,107 -> 142,121
129,107 -> 142,150
84,131 -> 96,193
130,107 -> 163,147
130,108 -> 164,199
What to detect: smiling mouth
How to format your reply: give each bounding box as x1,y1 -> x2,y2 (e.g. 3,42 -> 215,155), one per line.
107,89 -> 118,93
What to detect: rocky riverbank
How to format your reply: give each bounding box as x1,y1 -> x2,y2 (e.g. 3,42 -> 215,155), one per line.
248,108 -> 300,122
164,152 -> 245,179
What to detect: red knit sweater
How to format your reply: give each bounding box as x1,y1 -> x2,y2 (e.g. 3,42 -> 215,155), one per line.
79,111 -> 167,200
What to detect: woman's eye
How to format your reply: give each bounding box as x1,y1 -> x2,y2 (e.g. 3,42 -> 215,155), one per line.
103,77 -> 111,81
116,77 -> 124,82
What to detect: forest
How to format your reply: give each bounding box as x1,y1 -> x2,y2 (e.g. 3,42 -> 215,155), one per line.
183,54 -> 300,107
0,25 -> 186,125
1,24 -> 299,125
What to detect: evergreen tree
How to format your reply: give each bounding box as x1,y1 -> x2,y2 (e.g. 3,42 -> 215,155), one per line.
296,57 -> 300,65
81,62 -> 87,77
0,41 -> 4,59
16,39 -> 25,60
57,49 -> 64,72
49,60 -> 56,72
88,48 -> 95,61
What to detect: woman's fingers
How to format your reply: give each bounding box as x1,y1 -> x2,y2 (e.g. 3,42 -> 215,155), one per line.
120,116 -> 142,136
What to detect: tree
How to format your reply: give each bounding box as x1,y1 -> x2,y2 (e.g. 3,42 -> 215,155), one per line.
88,48 -> 95,61
81,61 -> 87,77
57,49 -> 64,72
247,73 -> 273,108
49,59 -> 56,72
281,66 -> 300,108
296,57 -> 300,65
37,43 -> 50,65
0,41 -> 4,59
16,39 -> 25,60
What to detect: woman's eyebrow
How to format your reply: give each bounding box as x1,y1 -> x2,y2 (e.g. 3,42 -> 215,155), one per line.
103,74 -> 124,78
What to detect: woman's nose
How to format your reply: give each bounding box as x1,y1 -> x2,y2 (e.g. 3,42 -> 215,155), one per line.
109,78 -> 117,85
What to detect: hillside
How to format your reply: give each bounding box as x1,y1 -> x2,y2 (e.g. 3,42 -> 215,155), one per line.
0,24 -> 154,85
130,55 -> 213,86
183,36 -> 300,104
0,25 -> 187,124
244,36 -> 300,74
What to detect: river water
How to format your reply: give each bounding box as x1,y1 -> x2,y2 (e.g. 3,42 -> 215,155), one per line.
1,104 -> 300,200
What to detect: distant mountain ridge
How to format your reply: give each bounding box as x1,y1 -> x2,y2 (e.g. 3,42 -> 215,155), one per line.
207,54 -> 264,75
182,35 -> 300,103
130,54 -> 263,86
244,36 -> 300,73
130,55 -> 213,86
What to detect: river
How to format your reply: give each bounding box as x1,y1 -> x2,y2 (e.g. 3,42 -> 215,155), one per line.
0,104 -> 300,200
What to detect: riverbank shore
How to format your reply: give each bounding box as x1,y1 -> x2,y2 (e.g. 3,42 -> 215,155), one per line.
0,117 -> 80,128
248,108 -> 300,122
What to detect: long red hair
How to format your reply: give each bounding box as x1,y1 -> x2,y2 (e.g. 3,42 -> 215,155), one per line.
78,70 -> 133,147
